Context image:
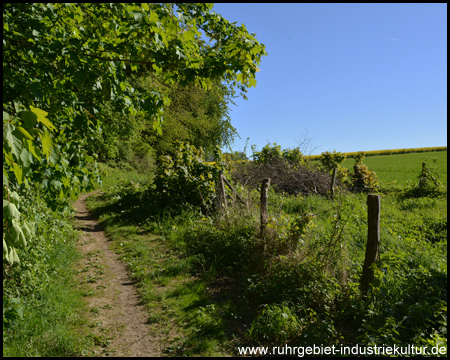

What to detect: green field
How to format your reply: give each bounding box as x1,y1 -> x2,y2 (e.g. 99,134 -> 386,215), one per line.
342,150 -> 447,187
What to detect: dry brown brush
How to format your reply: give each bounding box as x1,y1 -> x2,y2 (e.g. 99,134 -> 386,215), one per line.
230,159 -> 344,197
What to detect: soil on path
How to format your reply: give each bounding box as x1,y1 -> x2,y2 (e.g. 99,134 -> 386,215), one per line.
73,191 -> 162,357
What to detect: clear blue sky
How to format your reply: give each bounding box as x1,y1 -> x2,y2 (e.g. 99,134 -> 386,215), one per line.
210,3 -> 447,156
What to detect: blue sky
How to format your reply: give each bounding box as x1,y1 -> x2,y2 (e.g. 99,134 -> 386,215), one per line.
210,3 -> 447,156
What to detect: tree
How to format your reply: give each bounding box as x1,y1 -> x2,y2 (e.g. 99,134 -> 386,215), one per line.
3,3 -> 267,263
135,75 -> 238,156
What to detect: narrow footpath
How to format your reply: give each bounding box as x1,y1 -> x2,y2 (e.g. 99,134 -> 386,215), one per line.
73,191 -> 162,357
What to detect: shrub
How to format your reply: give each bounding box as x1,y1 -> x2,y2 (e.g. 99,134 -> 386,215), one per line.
360,262 -> 447,348
184,217 -> 261,276
351,163 -> 380,192
320,150 -> 347,172
401,161 -> 447,199
247,302 -> 302,345
153,141 -> 227,211
251,143 -> 304,166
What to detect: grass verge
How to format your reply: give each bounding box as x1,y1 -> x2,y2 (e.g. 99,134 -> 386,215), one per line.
3,220 -> 93,357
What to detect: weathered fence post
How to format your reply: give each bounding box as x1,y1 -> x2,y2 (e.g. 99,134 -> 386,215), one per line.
330,167 -> 338,198
217,170 -> 228,211
260,178 -> 271,237
222,175 -> 246,206
360,194 -> 381,297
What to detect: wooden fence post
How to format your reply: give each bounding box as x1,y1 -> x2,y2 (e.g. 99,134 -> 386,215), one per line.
217,170 -> 228,211
260,178 -> 271,237
222,175 -> 246,206
360,194 -> 381,297
330,167 -> 337,198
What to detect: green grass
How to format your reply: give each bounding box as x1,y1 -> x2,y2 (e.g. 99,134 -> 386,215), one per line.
86,183 -> 234,356
83,152 -> 447,355
94,162 -> 153,190
3,225 -> 93,357
342,150 -> 447,187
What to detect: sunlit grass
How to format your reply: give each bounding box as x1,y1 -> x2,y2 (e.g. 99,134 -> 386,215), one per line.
3,232 -> 93,357
342,150 -> 447,186
84,151 -> 447,354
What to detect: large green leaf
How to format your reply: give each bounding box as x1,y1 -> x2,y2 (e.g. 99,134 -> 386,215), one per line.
12,163 -> 24,185
15,126 -> 34,140
39,129 -> 54,158
21,111 -> 38,128
4,202 -> 21,219
25,139 -> 41,160
30,106 -> 56,132
4,123 -> 22,159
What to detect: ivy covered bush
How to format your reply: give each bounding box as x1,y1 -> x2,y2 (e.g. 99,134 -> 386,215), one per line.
350,152 -> 380,192
401,161 -> 447,199
153,141 -> 227,211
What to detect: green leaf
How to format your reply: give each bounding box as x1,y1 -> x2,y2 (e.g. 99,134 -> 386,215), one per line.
30,106 -> 56,132
20,148 -> 32,169
21,111 -> 38,128
39,129 -> 54,158
11,247 -> 20,264
4,123 -> 22,159
25,139 -> 41,160
11,223 -> 26,247
9,191 -> 21,205
3,239 -> 8,257
51,180 -> 62,190
12,163 -> 23,185
21,222 -> 32,239
5,202 -> 21,219
3,167 -> 8,186
16,126 -> 34,140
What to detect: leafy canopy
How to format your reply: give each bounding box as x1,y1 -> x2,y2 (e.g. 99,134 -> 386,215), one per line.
4,3 -> 267,130
3,3 -> 267,264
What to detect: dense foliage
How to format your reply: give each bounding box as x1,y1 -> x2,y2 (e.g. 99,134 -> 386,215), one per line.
137,76 -> 238,157
153,141 -> 228,211
3,2 -> 267,262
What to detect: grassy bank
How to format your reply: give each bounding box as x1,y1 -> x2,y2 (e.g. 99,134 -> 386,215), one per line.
3,191 -> 93,357
85,152 -> 447,356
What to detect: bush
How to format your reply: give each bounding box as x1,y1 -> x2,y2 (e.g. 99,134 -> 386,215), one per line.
401,162 -> 447,199
247,302 -> 302,345
334,152 -> 380,193
251,143 -> 304,166
320,150 -> 347,172
351,163 -> 380,192
184,217 -> 260,276
360,262 -> 447,348
153,141 -> 227,211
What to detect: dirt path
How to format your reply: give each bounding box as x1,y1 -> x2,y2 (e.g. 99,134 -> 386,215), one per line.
73,191 -> 162,357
